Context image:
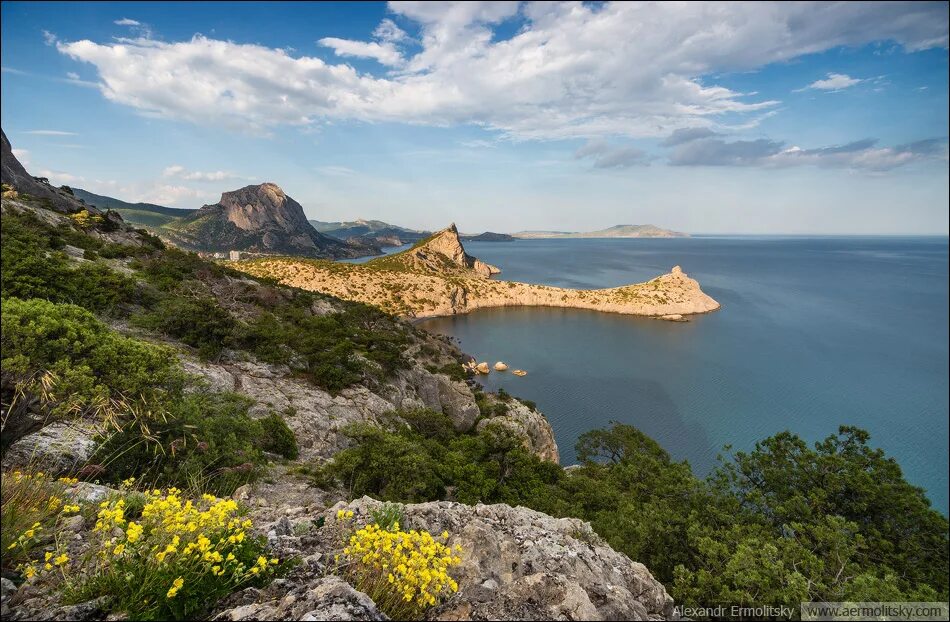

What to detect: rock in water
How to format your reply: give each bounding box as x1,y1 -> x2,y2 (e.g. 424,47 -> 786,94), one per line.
494,361 -> 508,371
512,369 -> 527,376
476,362 -> 491,374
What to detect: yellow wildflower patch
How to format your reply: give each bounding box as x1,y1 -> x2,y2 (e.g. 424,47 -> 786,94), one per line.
338,518 -> 462,620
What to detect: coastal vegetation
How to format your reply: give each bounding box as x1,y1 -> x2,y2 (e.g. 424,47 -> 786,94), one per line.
315,419 -> 949,606
1,193 -> 947,618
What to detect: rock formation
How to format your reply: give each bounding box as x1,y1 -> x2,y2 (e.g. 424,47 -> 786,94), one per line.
1,130 -> 103,216
258,497 -> 672,621
373,225 -> 500,277
162,183 -> 372,259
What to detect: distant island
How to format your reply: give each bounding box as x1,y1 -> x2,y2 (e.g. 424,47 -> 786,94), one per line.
460,231 -> 516,242
235,224 -> 719,320
514,224 -> 688,238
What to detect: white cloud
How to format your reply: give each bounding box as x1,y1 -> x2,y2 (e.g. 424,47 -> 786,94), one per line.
139,184 -> 209,205
798,72 -> 863,92
42,30 -> 57,46
56,1 -> 948,140
36,168 -> 85,185
82,178 -> 215,207
316,165 -> 357,177
23,130 -> 78,136
667,135 -> 947,171
318,37 -> 404,67
575,139 -> 649,169
11,148 -> 30,166
163,164 -> 238,182
114,18 -> 141,26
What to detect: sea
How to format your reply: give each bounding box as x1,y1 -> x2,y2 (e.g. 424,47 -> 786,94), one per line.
419,236 -> 950,512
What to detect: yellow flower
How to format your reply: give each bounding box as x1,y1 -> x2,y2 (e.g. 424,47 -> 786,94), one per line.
126,521 -> 144,543
166,576 -> 184,599
54,554 -> 69,566
113,543 -> 125,556
23,565 -> 37,579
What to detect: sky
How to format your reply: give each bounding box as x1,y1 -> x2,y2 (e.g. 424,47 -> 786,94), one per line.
1,1 -> 948,234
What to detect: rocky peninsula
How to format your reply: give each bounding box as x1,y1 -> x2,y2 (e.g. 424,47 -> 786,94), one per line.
235,224 -> 720,320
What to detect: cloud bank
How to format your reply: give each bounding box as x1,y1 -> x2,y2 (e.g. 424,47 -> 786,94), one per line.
55,1 -> 948,141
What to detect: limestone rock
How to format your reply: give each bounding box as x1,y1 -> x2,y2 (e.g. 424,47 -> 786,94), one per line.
475,362 -> 491,374
2,421 -> 99,476
212,576 -> 387,621
181,353 -> 484,459
493,362 -> 508,371
476,400 -> 559,463
317,498 -> 675,621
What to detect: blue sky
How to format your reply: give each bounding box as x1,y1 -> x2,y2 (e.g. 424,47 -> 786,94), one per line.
2,1 -> 948,234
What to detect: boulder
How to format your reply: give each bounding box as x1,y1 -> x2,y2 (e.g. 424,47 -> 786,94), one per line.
475,362 -> 491,374
2,421 -> 98,476
212,575 -> 387,621
493,362 -> 508,371
315,498 -> 675,621
476,401 -> 559,463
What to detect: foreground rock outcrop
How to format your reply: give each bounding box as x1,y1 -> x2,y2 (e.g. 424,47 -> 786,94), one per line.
212,497 -> 675,621
235,226 -> 720,320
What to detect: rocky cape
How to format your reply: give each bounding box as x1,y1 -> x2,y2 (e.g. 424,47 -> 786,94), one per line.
160,183 -> 377,259
235,224 -> 720,320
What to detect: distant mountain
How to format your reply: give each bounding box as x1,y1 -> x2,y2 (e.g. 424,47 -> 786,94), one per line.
72,188 -> 195,227
310,218 -> 430,247
513,224 -> 688,239
460,231 -> 516,242
163,183 -> 377,258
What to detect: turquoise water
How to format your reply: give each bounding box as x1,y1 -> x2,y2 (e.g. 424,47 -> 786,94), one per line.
420,237 -> 950,512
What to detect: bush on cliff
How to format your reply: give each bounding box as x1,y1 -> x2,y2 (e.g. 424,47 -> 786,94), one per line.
93,393 -> 298,496
316,418 -> 949,607
317,409 -> 562,506
0,297 -> 185,454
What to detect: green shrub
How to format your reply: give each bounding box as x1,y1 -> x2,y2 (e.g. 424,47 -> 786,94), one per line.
317,410 -> 561,506
133,296 -> 235,359
93,392 -> 271,496
1,210 -> 138,312
256,413 -> 299,460
1,297 -> 186,453
130,247 -> 233,291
